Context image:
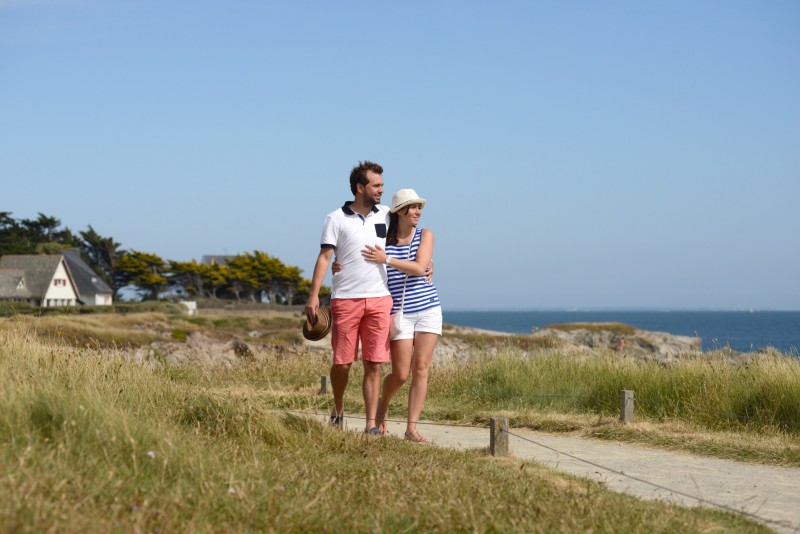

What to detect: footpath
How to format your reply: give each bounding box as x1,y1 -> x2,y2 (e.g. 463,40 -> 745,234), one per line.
315,413 -> 800,533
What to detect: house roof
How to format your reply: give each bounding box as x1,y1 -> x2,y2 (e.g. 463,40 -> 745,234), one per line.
0,254 -> 77,299
0,269 -> 32,298
60,249 -> 113,297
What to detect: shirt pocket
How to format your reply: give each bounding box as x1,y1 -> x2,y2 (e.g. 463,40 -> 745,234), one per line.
374,223 -> 387,238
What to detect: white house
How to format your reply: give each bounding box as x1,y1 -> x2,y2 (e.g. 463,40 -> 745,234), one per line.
60,249 -> 114,305
0,254 -> 80,307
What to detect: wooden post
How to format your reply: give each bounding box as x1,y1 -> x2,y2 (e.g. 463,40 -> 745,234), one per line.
319,376 -> 328,395
619,390 -> 634,423
490,417 -> 509,457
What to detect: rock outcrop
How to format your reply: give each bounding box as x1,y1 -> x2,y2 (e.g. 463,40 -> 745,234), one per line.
531,322 -> 701,361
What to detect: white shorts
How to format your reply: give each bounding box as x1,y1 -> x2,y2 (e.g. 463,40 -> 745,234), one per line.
391,306 -> 442,341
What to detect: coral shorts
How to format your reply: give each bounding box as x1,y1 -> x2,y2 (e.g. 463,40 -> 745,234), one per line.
330,296 -> 393,364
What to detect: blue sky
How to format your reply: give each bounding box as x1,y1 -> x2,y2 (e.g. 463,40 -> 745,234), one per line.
2,1 -> 798,310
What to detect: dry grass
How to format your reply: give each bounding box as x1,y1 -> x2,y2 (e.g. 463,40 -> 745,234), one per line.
0,322 -> 767,533
4,310 -> 799,469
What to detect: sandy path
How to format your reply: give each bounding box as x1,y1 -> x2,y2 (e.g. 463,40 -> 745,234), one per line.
316,413 -> 800,533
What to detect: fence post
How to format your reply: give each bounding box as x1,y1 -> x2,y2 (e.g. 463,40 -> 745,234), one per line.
319,376 -> 328,395
490,417 -> 509,457
619,390 -> 634,423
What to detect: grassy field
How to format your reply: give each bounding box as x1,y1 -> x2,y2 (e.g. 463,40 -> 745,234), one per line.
1,310 -> 795,531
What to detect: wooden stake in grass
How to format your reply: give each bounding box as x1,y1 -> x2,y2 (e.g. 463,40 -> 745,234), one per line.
490,417 -> 509,457
620,390 -> 635,423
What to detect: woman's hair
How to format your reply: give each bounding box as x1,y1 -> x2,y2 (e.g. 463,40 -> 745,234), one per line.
349,160 -> 383,195
386,211 -> 400,246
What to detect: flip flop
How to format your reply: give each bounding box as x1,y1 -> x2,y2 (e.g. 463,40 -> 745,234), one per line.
329,411 -> 343,427
404,430 -> 428,443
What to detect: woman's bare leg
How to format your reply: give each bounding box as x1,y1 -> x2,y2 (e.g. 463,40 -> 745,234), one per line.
377,339 -> 413,433
405,333 -> 439,439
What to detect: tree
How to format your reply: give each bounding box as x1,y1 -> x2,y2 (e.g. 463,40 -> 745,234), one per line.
0,212 -> 18,234
245,251 -> 306,304
0,212 -> 25,255
276,264 -> 303,304
0,212 -> 79,255
80,225 -> 123,297
224,254 -> 259,302
248,251 -> 281,303
291,277 -> 330,305
22,213 -> 60,241
22,213 -> 79,250
116,251 -> 168,300
168,259 -> 206,298
202,263 -> 229,299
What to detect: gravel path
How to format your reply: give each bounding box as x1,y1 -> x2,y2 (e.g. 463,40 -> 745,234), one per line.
325,413 -> 800,533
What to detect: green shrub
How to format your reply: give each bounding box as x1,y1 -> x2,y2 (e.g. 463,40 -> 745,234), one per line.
0,301 -> 33,316
171,329 -> 188,342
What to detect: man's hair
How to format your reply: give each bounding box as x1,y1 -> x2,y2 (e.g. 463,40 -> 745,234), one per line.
349,161 -> 383,195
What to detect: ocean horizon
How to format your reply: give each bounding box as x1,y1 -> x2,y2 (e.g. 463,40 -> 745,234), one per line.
442,309 -> 800,354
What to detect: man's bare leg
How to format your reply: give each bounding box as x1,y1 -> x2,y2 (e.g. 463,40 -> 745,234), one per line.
362,360 -> 383,431
330,363 -> 351,420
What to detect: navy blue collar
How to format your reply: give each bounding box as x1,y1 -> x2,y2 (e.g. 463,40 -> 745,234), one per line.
341,201 -> 379,216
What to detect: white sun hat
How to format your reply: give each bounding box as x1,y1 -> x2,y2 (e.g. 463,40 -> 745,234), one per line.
390,189 -> 427,213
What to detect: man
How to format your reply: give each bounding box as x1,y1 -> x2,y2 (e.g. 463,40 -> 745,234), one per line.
305,161 -> 393,435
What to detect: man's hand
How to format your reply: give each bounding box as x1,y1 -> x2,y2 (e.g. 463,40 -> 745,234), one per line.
307,246 -> 335,324
305,295 -> 320,325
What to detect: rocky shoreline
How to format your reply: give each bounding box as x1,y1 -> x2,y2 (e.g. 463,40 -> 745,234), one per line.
118,317 -> 760,369
438,321 -> 760,365
532,322 -> 701,360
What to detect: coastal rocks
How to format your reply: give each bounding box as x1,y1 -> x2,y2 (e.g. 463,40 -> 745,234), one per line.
228,339 -> 254,359
531,322 -> 702,361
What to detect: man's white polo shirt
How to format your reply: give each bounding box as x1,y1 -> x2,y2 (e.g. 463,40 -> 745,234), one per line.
321,201 -> 391,299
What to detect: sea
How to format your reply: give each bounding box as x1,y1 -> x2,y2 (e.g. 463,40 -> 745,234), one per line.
442,310 -> 800,354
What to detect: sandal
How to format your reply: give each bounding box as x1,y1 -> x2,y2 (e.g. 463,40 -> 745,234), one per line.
329,410 -> 343,427
378,413 -> 390,435
404,430 -> 429,443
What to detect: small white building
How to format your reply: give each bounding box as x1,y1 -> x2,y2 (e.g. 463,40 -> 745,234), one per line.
0,254 -> 80,307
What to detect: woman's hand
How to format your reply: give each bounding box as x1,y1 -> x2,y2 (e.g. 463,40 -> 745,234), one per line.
331,257 -> 342,274
362,244 -> 387,264
424,261 -> 434,283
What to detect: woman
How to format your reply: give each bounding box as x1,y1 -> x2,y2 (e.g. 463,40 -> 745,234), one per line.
362,188 -> 441,442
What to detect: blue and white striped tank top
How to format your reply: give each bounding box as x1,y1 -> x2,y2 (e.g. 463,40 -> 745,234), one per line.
385,227 -> 441,314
